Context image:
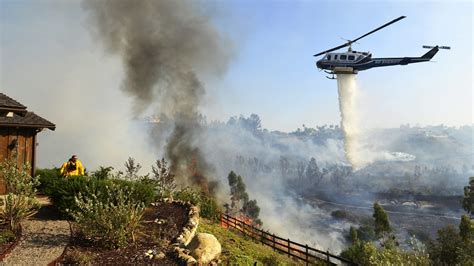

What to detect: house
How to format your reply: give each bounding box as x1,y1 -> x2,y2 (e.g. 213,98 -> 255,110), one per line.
0,93 -> 55,194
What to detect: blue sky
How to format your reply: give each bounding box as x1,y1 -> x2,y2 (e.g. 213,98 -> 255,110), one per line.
206,0 -> 473,130
1,0 -> 472,133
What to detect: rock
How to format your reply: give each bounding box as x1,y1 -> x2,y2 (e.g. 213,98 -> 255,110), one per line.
155,252 -> 165,259
187,233 -> 221,263
173,246 -> 197,264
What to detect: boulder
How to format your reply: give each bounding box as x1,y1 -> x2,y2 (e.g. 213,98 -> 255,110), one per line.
187,233 -> 221,263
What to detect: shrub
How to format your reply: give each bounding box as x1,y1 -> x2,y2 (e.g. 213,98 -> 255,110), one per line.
427,224 -> 470,265
41,174 -> 155,218
331,209 -> 348,219
123,157 -> 143,181
113,179 -> 156,205
90,166 -> 114,180
341,241 -> 430,265
36,167 -> 61,193
68,184 -> 145,249
340,241 -> 376,265
0,157 -> 39,231
139,158 -> 177,199
199,193 -> 221,222
43,175 -> 99,218
61,249 -> 95,265
357,225 -> 376,242
0,229 -> 15,245
174,187 -> 221,221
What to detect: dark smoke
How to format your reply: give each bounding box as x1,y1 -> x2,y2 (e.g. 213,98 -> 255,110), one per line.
83,0 -> 233,190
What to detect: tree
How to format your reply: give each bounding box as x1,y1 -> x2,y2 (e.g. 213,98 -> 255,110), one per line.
151,158 -> 177,198
243,199 -> 262,226
92,166 -> 114,180
373,202 -> 391,237
463,177 -> 474,216
296,161 -> 306,180
305,157 -> 322,185
124,157 -> 141,180
459,215 -> 473,242
227,171 -> 262,226
228,171 -> 248,210
349,226 -> 359,244
279,156 -> 290,178
428,225 -> 464,265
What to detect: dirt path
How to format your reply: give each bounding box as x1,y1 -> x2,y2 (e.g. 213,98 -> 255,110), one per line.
1,196 -> 70,266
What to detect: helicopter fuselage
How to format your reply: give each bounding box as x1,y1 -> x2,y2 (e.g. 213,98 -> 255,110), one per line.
316,46 -> 439,76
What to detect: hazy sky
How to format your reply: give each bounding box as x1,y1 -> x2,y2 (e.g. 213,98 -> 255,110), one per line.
0,0 -> 472,168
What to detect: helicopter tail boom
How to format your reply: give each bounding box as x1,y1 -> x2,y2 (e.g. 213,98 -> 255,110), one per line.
421,46 -> 439,59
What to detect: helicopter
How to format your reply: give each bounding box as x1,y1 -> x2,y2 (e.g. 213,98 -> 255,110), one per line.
314,16 -> 450,79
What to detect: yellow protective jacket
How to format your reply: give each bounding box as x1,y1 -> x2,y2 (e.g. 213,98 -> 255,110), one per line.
60,160 -> 85,176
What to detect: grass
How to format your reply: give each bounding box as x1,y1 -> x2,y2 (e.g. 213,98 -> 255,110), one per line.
198,219 -> 325,265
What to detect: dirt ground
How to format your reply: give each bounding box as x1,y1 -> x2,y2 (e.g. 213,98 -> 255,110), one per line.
59,201 -> 189,265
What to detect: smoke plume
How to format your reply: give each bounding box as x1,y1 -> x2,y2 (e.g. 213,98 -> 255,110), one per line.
337,74 -> 363,169
83,0 -> 233,189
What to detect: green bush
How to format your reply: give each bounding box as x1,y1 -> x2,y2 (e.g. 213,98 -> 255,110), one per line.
341,241 -> 430,265
357,225 -> 376,242
174,187 -> 221,221
0,229 -> 15,245
36,168 -> 61,194
0,157 -> 39,231
113,179 -> 156,205
331,209 -> 349,219
199,193 -> 221,222
427,224 -> 473,265
68,184 -> 145,249
40,174 -> 155,218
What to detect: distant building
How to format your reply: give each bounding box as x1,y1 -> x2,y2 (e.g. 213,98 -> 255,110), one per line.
0,93 -> 55,194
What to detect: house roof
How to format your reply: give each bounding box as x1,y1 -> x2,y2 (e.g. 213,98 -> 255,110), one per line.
0,93 -> 27,114
0,93 -> 55,130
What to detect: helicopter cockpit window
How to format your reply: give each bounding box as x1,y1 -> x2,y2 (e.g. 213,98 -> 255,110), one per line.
340,55 -> 347,60
348,55 -> 355,60
326,55 -> 331,60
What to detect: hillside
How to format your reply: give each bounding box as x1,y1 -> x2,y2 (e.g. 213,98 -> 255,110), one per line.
198,219 -> 319,265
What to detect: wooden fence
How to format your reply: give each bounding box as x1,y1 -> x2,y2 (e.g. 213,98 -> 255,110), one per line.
220,213 -> 355,265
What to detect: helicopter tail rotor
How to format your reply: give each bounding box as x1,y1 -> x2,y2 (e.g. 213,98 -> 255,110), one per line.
423,45 -> 451,50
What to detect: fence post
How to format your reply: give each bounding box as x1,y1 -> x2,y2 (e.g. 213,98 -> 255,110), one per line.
261,230 -> 264,245
305,244 -> 308,266
326,250 -> 330,263
272,234 -> 275,251
287,238 -> 290,257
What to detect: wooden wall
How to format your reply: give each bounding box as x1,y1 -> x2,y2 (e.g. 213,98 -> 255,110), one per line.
0,127 -> 36,194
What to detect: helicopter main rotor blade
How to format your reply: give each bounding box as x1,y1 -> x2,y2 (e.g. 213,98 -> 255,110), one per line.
351,16 -> 406,43
313,16 -> 406,57
313,43 -> 350,57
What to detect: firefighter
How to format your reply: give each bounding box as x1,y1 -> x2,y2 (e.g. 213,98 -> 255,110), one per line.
60,155 -> 85,176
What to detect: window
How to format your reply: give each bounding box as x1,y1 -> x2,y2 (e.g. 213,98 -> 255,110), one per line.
348,55 -> 355,60
327,55 -> 331,60
334,55 -> 338,60
340,55 -> 347,60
